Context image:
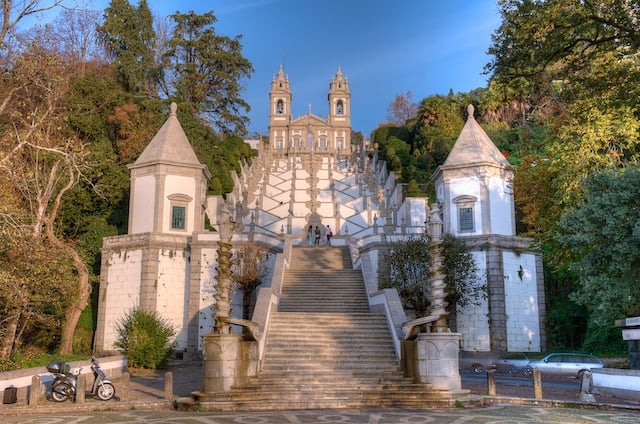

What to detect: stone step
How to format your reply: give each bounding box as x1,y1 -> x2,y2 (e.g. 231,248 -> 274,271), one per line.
188,392 -> 478,412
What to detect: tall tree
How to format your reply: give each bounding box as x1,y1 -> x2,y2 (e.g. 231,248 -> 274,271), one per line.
163,10 -> 253,134
47,9 -> 104,73
98,0 -> 158,95
386,91 -> 418,126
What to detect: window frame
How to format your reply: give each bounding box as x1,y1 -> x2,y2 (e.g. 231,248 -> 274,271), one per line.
454,195 -> 477,233
168,193 -> 192,232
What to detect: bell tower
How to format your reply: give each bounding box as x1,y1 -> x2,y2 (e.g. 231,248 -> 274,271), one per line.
268,65 -> 292,151
328,66 -> 351,153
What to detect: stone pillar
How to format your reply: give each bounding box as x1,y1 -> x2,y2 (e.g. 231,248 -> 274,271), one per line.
413,332 -> 462,390
199,333 -> 258,395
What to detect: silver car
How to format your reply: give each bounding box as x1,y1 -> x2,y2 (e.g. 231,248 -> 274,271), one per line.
492,352 -> 532,375
527,353 -> 604,378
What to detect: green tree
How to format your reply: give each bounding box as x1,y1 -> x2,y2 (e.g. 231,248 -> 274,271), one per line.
379,235 -> 483,318
556,165 -> 640,351
163,11 -> 253,134
98,0 -> 158,95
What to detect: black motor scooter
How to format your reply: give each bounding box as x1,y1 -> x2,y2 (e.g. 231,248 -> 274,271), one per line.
47,356 -> 115,402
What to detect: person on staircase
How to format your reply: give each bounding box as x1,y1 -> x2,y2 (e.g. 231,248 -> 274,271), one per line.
314,225 -> 321,245
307,225 -> 313,245
326,225 -> 333,245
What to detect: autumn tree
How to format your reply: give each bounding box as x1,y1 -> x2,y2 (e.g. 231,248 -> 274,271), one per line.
0,44 -> 90,355
46,9 -> 104,74
232,244 -> 269,320
386,91 -> 418,126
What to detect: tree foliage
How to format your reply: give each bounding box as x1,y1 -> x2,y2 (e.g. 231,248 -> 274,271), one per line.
386,91 -> 418,126
232,244 -> 269,320
557,166 -> 640,328
0,43 -> 92,355
114,307 -> 175,369
98,0 -> 158,95
163,11 -> 253,134
379,234 -> 483,319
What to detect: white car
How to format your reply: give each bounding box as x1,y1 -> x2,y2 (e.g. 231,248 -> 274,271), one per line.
527,353 -> 604,378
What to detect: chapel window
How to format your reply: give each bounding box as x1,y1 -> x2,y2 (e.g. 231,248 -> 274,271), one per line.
336,100 -> 344,115
168,193 -> 192,231
276,99 -> 284,114
454,195 -> 477,233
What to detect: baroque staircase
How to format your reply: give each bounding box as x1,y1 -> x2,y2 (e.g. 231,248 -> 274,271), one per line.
196,245 -> 471,410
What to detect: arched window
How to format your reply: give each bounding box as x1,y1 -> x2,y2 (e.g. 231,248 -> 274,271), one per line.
320,137 -> 327,150
276,99 -> 284,114
336,100 -> 344,115
294,137 -> 301,149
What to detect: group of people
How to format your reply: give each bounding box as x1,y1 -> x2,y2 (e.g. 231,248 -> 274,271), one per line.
306,224 -> 333,245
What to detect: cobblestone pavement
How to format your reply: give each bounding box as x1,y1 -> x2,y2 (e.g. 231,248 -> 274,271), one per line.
1,405 -> 640,424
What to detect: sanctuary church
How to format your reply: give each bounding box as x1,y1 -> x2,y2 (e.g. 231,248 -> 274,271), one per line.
95,66 -> 545,358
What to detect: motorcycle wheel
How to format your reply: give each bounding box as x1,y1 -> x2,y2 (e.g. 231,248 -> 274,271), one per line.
96,382 -> 115,401
51,382 -> 72,402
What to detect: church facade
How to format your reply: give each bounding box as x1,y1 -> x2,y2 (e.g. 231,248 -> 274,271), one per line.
95,67 -> 545,357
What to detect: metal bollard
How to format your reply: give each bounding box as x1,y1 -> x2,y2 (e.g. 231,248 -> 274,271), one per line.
533,368 -> 543,399
28,375 -> 40,407
164,371 -> 173,400
487,368 -> 497,396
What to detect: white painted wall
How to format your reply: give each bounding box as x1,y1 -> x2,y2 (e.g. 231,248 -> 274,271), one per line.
155,249 -> 189,349
456,251 -> 490,351
503,251 -> 541,352
102,249 -> 143,349
489,176 -> 514,236
164,175 -> 196,234
130,175 -> 155,233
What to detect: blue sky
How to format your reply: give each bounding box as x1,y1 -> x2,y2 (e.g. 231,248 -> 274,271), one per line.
49,1 -> 501,136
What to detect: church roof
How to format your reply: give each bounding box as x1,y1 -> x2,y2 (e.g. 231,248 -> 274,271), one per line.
132,103 -> 202,168
441,104 -> 509,168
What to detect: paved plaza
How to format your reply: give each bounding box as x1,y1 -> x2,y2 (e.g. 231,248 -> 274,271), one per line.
1,405 -> 640,424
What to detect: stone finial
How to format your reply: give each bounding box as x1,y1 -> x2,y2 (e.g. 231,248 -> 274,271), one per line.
466,104 -> 474,119
170,102 -> 177,116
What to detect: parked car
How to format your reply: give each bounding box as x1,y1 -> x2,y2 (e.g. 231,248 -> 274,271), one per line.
459,351 -> 497,373
527,353 -> 604,378
492,352 -> 532,375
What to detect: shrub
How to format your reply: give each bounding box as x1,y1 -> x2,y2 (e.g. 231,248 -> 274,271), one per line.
114,307 -> 175,369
